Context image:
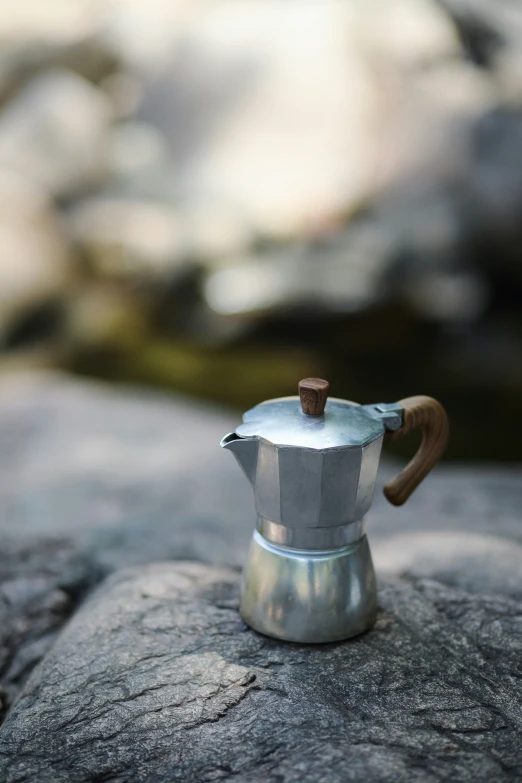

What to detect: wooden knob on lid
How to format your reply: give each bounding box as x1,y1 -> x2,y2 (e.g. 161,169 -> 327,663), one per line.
299,378 -> 329,416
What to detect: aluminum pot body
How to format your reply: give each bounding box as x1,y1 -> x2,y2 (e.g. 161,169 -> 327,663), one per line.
222,395 -> 402,642
221,398 -> 402,552
239,530 -> 377,643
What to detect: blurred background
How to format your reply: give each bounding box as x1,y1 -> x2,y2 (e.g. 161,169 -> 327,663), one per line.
0,0 -> 521,460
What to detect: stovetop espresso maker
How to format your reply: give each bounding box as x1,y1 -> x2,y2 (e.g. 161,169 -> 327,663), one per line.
221,379 -> 448,643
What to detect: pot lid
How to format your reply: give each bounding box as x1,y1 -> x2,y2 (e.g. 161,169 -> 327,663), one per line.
234,379 -> 402,450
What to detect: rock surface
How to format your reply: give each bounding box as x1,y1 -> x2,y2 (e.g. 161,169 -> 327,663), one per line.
0,372 -> 520,722
0,538 -> 96,711
0,372 -> 520,572
1,561 -> 521,782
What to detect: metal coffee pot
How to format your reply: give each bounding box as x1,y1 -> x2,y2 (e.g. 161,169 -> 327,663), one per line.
221,379 -> 449,643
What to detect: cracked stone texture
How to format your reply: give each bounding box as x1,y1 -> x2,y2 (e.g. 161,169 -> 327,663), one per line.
0,371 -> 520,714
0,538 -> 99,715
0,561 -> 521,782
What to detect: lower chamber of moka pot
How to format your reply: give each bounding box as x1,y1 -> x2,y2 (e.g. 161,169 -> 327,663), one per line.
239,530 -> 377,643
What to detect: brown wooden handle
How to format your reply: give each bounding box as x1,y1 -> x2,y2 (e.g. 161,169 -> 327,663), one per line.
383,396 -> 449,506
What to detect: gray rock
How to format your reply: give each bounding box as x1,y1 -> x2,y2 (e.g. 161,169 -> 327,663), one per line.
0,372 -> 520,713
373,531 -> 522,600
0,371 -> 246,706
0,373 -> 520,572
0,561 -> 521,782
437,0 -> 522,70
0,372 -> 251,571
0,537 -> 97,710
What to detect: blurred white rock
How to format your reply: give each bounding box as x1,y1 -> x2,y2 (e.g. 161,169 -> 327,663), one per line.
184,204 -> 253,264
352,0 -> 494,188
0,0 -> 520,352
109,122 -> 169,177
377,62 -> 495,188
350,0 -> 459,65
0,69 -> 111,196
141,0 -> 383,238
0,170 -> 70,335
67,197 -> 184,277
0,0 -> 112,105
100,0 -> 196,75
133,0 -> 498,241
99,72 -> 145,119
204,223 -> 392,316
404,271 -> 489,323
0,0 -> 99,45
105,120 -> 173,200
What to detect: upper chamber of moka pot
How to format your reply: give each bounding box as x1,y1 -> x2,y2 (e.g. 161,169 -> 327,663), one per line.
221,383 -> 403,547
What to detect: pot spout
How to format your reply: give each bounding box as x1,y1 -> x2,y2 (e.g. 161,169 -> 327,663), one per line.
221,432 -> 258,486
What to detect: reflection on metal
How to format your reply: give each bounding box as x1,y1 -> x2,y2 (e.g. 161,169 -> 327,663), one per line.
221,393 -> 403,643
257,517 -> 365,550
204,261 -> 287,315
240,532 -> 377,643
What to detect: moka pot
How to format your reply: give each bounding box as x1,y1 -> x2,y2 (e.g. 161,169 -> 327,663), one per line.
221,378 -> 449,643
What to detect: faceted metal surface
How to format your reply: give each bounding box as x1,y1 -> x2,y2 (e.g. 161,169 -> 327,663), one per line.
235,396 -> 388,449
222,431 -> 385,529
240,531 -> 377,643
221,394 -> 403,642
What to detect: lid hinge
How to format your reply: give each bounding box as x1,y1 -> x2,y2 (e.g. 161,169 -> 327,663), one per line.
362,402 -> 403,432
